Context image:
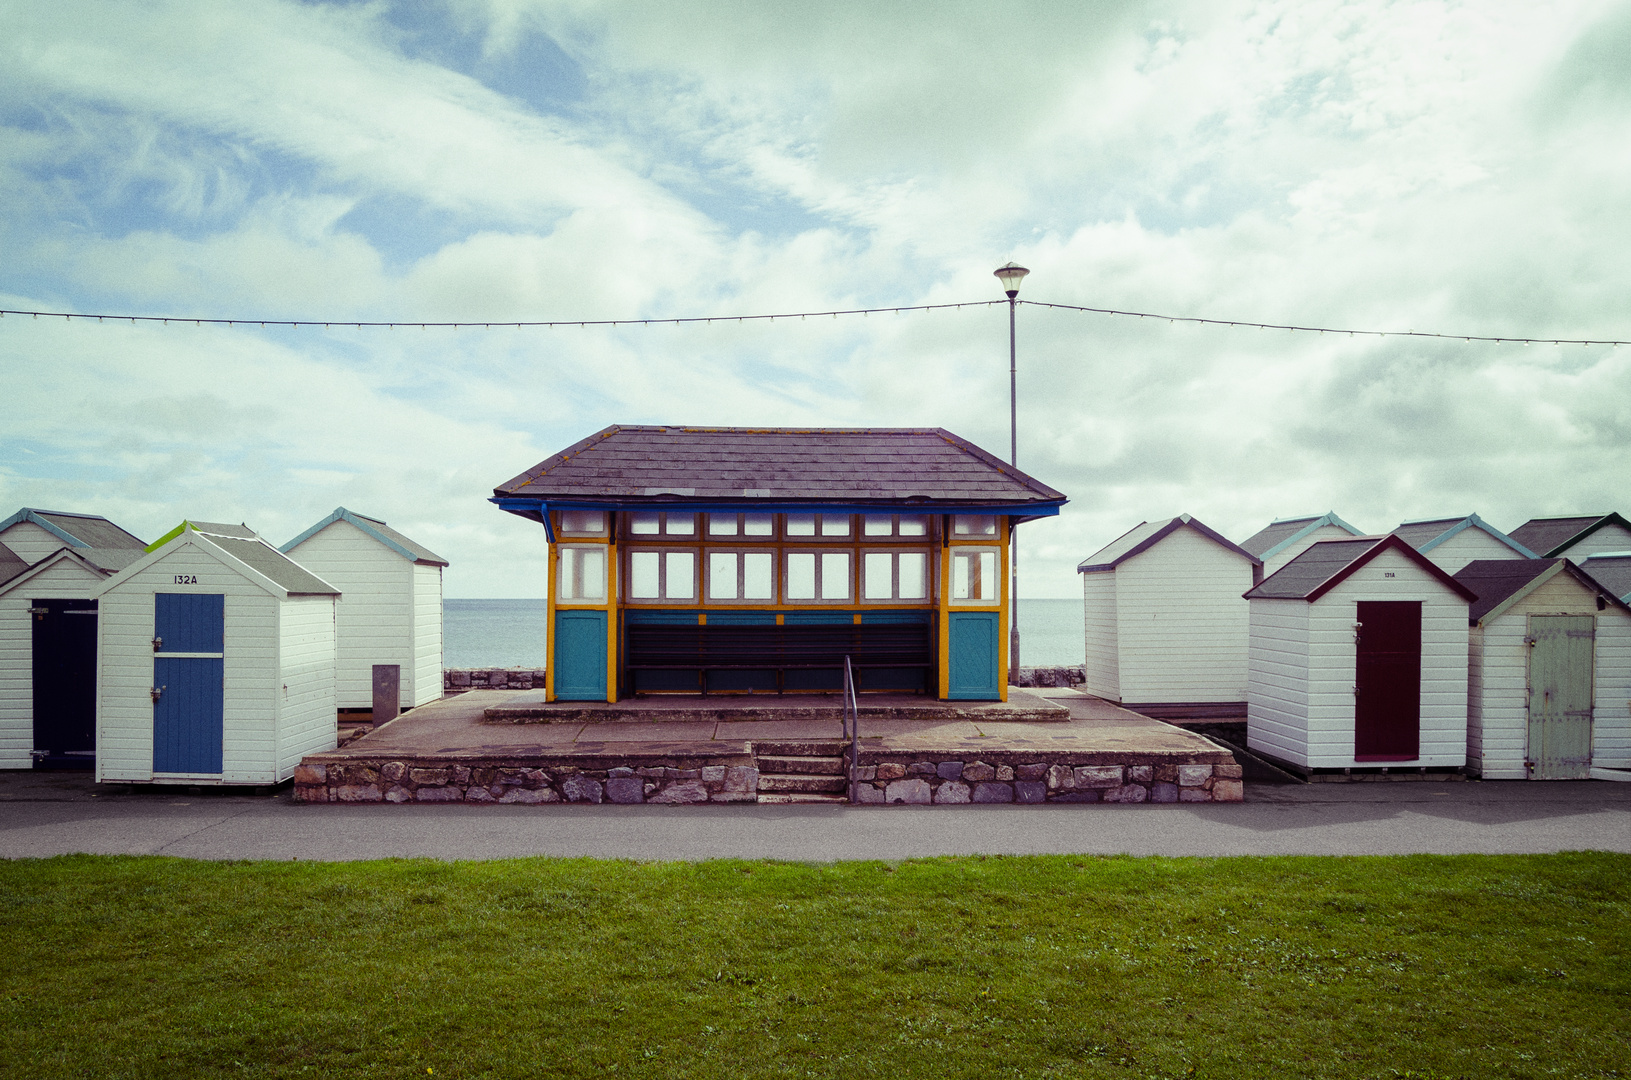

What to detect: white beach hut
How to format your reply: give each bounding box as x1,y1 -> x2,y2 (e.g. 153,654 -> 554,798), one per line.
1509,513 -> 1631,561
1077,514 -> 1262,711
1390,514 -> 1535,574
1244,534 -> 1476,773
281,508 -> 447,710
94,523 -> 339,786
1453,558 -> 1631,781
1238,512 -> 1366,576
0,508 -> 146,563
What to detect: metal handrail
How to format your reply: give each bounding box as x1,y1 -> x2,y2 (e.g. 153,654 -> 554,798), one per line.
843,655 -> 860,804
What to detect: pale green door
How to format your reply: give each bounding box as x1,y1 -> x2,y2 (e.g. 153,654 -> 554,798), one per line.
1527,615 -> 1594,779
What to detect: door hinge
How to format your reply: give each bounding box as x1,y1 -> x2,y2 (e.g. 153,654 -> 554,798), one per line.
27,607 -> 49,616
152,636 -> 163,651
150,685 -> 165,703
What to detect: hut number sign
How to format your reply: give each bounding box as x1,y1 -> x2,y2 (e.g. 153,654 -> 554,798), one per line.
173,574 -> 199,584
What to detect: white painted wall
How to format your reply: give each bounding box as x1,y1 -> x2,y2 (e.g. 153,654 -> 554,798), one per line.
1247,547 -> 1468,769
1114,526 -> 1253,703
98,541 -> 282,783
411,562 -> 443,707
1246,598 -> 1311,765
0,559 -> 108,768
1265,525 -> 1360,575
1559,522 -> 1631,559
0,521 -> 71,564
1467,573 -> 1631,778
1081,570 -> 1118,700
1421,529 -> 1529,574
275,595 -> 338,777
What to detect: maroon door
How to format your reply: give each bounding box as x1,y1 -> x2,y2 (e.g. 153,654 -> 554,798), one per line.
1354,601 -> 1421,761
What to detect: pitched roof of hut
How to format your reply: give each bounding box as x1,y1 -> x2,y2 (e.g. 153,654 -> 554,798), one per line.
494,426 -> 1068,525
1452,558 -> 1631,624
139,522 -> 339,596
1238,512 -> 1365,560
1390,514 -> 1536,558
0,508 -> 145,550
1579,553 -> 1631,602
1508,513 -> 1631,557
0,543 -> 28,586
1077,514 -> 1260,573
1244,534 -> 1477,603
282,507 -> 448,566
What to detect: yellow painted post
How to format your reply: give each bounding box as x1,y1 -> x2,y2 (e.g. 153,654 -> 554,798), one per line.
544,529 -> 557,703
937,520 -> 952,699
604,531 -> 618,703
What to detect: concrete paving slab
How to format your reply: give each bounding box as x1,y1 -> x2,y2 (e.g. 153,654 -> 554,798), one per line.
483,689 -> 1070,724
714,719 -> 846,740
578,720 -> 721,742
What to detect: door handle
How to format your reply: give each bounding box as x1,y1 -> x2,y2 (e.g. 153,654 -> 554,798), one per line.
150,685 -> 166,703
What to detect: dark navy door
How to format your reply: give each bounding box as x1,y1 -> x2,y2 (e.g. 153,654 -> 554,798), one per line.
31,598 -> 98,768
153,594 -> 225,774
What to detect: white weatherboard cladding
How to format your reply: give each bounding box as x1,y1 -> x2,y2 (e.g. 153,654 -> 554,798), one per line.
1081,570 -> 1119,700
0,521 -> 72,563
0,559 -> 108,768
96,541 -> 336,785
276,595 -> 339,776
1466,574 -> 1631,778
1264,525 -> 1357,575
1558,523 -> 1631,559
1247,547 -> 1468,769
1114,527 -> 1252,703
1421,529 -> 1528,574
285,519 -> 441,708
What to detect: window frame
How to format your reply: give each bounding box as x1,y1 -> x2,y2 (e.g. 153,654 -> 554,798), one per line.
705,548 -> 778,603
861,548 -> 932,603
948,546 -> 1001,606
624,547 -> 700,603
861,513 -> 931,539
783,548 -> 855,603
626,511 -> 698,538
556,544 -> 609,604
557,509 -> 608,537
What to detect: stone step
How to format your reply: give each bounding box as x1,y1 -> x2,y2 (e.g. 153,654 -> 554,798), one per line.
757,772 -> 848,794
756,755 -> 846,775
752,739 -> 848,757
758,792 -> 850,805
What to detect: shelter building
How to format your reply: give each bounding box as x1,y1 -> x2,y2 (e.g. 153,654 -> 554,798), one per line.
1509,513 -> 1631,560
1390,514 -> 1535,573
1077,514 -> 1261,712
282,508 -> 447,710
492,426 -> 1066,702
1239,512 -> 1366,575
1244,534 -> 1475,772
1453,558 -> 1631,780
94,522 -> 339,786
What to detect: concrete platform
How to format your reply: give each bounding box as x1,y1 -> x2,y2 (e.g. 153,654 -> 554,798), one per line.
295,688 -> 1242,806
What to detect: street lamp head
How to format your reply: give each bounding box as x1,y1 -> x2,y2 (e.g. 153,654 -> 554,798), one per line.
994,261 -> 1030,299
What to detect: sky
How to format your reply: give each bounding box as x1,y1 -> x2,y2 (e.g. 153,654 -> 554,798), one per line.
2,0 -> 1629,598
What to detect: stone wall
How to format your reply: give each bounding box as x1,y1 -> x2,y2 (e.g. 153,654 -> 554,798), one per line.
295,755 -> 759,805
1009,665 -> 1087,688
444,668 -> 547,692
851,755 -> 1242,804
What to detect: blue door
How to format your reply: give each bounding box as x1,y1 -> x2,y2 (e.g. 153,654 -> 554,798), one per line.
554,610 -> 607,701
947,611 -> 1000,700
153,594 -> 225,774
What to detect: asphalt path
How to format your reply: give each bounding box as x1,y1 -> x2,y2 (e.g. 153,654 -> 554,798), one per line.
2,772 -> 1627,861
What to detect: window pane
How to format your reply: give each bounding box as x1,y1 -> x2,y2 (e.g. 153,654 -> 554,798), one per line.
952,552 -> 972,600
744,513 -> 774,536
630,552 -> 659,599
665,514 -> 695,536
666,551 -> 695,599
953,514 -> 997,536
978,551 -> 997,600
864,552 -> 893,599
708,515 -> 738,536
743,552 -> 774,599
785,513 -> 815,536
708,552 -> 738,599
821,515 -> 851,536
898,514 -> 927,537
863,514 -> 892,536
786,553 -> 816,599
899,552 -> 927,599
561,510 -> 605,534
560,547 -> 606,601
821,552 -> 850,599
630,512 -> 659,535
954,550 -> 997,601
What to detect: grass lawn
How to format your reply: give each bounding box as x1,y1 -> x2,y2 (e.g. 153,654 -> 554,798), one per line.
1,852 -> 1627,1079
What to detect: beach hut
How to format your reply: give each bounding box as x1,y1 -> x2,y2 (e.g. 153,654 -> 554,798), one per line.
1244,534 -> 1476,772
94,522 -> 339,785
281,508 -> 447,710
0,508 -> 146,563
1077,514 -> 1261,712
491,425 -> 1067,702
1509,513 -> 1631,560
0,547 -> 144,769
1239,512 -> 1366,575
1390,514 -> 1535,574
1453,559 -> 1631,780
1579,553 -> 1631,603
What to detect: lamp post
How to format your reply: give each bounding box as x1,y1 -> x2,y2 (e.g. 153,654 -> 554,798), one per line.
993,261 -> 1029,682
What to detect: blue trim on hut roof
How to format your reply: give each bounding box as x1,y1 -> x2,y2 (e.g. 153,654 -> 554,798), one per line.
1393,513 -> 1536,558
1239,512 -> 1365,561
0,507 -> 146,550
281,508 -> 448,566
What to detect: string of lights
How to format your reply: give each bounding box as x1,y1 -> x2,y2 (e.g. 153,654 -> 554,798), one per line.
0,299 -> 1624,346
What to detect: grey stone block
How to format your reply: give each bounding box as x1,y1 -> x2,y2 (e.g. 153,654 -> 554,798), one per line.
971,782 -> 1013,803
608,766 -> 636,778
936,761 -> 965,780
886,778 -> 932,804
1178,764 -> 1213,787
560,776 -> 603,803
1075,765 -> 1123,788
934,780 -> 971,804
1015,781 -> 1046,804
606,777 -> 644,803
1150,781 -> 1180,803
856,783 -> 886,804
1016,763 -> 1048,782
1127,765 -> 1153,783
906,761 -> 937,778
650,781 -> 710,804
962,761 -> 996,782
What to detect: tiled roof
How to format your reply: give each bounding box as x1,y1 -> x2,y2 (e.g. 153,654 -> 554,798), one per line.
1391,514 -> 1535,557
208,536 -> 338,596
1508,514 -> 1629,557
0,544 -> 27,586
1077,514 -> 1259,572
1391,518 -> 1465,547
494,426 -> 1067,508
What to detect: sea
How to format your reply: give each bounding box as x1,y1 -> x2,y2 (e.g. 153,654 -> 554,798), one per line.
444,598 -> 1087,669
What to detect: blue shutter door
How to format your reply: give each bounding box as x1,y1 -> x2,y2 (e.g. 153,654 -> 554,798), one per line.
947,611 -> 1000,700
553,610 -> 608,701
152,593 -> 225,774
